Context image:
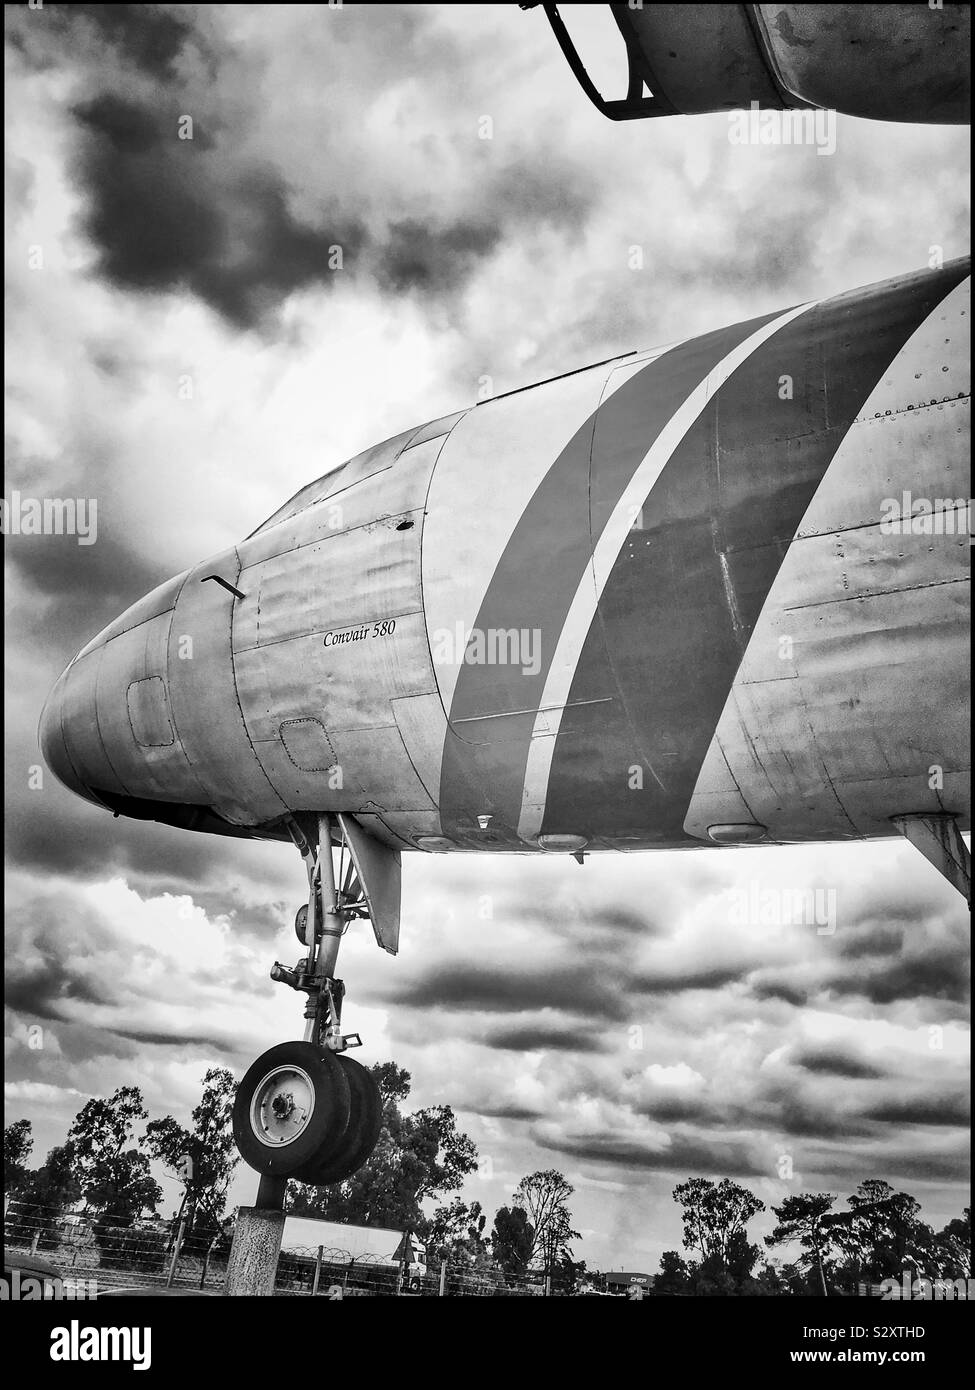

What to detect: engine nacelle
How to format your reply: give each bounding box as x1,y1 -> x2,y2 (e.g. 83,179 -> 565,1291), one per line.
533,3 -> 970,124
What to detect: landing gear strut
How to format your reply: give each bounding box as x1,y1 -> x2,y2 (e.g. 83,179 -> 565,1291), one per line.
232,813 -> 383,1187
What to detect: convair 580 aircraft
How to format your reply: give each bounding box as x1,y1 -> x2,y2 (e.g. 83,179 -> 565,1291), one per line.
40,255 -> 971,1187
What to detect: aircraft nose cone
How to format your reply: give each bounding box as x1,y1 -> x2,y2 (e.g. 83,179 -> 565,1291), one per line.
38,665 -> 96,804
36,558 -> 268,829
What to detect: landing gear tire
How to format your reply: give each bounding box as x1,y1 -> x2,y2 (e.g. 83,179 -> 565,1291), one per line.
292,1055 -> 382,1186
232,1041 -> 351,1177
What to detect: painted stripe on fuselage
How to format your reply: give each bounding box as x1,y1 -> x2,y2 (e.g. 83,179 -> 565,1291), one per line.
437,306 -> 794,843
684,270 -> 972,843
517,302 -> 815,842
539,260 -> 971,847
424,359 -> 630,721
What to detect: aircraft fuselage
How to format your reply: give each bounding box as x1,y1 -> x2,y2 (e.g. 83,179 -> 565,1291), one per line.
40,259 -> 971,857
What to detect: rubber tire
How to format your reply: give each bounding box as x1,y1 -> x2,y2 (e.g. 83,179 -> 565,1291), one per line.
293,1055 -> 382,1186
233,1041 -> 351,1177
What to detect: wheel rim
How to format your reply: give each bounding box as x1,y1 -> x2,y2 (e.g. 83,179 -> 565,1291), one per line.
250,1064 -> 316,1148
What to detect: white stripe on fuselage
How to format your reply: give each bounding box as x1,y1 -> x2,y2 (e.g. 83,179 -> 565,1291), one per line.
422,353 -> 662,718
517,301 -> 818,844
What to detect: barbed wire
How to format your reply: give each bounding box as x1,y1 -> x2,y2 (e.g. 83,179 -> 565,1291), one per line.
4,1199 -> 578,1296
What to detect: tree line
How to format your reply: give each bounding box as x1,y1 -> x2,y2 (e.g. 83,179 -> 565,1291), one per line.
646,1177 -> 971,1296
8,1070 -> 964,1293
5,1069 -> 239,1264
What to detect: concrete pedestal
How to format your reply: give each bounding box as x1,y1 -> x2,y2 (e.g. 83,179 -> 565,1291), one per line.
223,1206 -> 286,1296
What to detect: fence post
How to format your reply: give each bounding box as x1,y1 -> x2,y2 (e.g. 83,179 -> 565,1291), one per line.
312,1245 -> 324,1297
29,1231 -> 40,1255
544,1274 -> 551,1297
165,1209 -> 187,1288
439,1260 -> 447,1297
199,1231 -> 218,1290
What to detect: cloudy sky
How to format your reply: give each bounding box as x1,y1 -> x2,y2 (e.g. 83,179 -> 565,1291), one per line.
4,3 -> 970,1272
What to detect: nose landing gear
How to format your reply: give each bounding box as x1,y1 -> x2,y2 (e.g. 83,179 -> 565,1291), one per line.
232,812 -> 396,1187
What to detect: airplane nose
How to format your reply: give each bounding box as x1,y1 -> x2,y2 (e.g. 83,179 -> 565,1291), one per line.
36,572 -> 187,812
38,645 -> 135,810
36,556 -> 285,833
38,663 -> 103,806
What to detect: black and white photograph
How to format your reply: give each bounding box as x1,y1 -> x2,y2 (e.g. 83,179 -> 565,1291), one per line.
3,0 -> 971,1359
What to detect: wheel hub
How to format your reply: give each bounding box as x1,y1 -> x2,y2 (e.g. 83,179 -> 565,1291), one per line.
250,1064 -> 315,1147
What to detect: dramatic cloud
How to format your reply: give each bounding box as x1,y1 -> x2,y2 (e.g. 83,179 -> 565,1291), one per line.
11,4 -> 598,332
4,3 -> 969,1271
792,1044 -> 890,1080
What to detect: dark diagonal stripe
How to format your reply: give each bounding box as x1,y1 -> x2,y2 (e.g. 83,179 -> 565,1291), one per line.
438,308 -> 790,843
541,259 -> 971,844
